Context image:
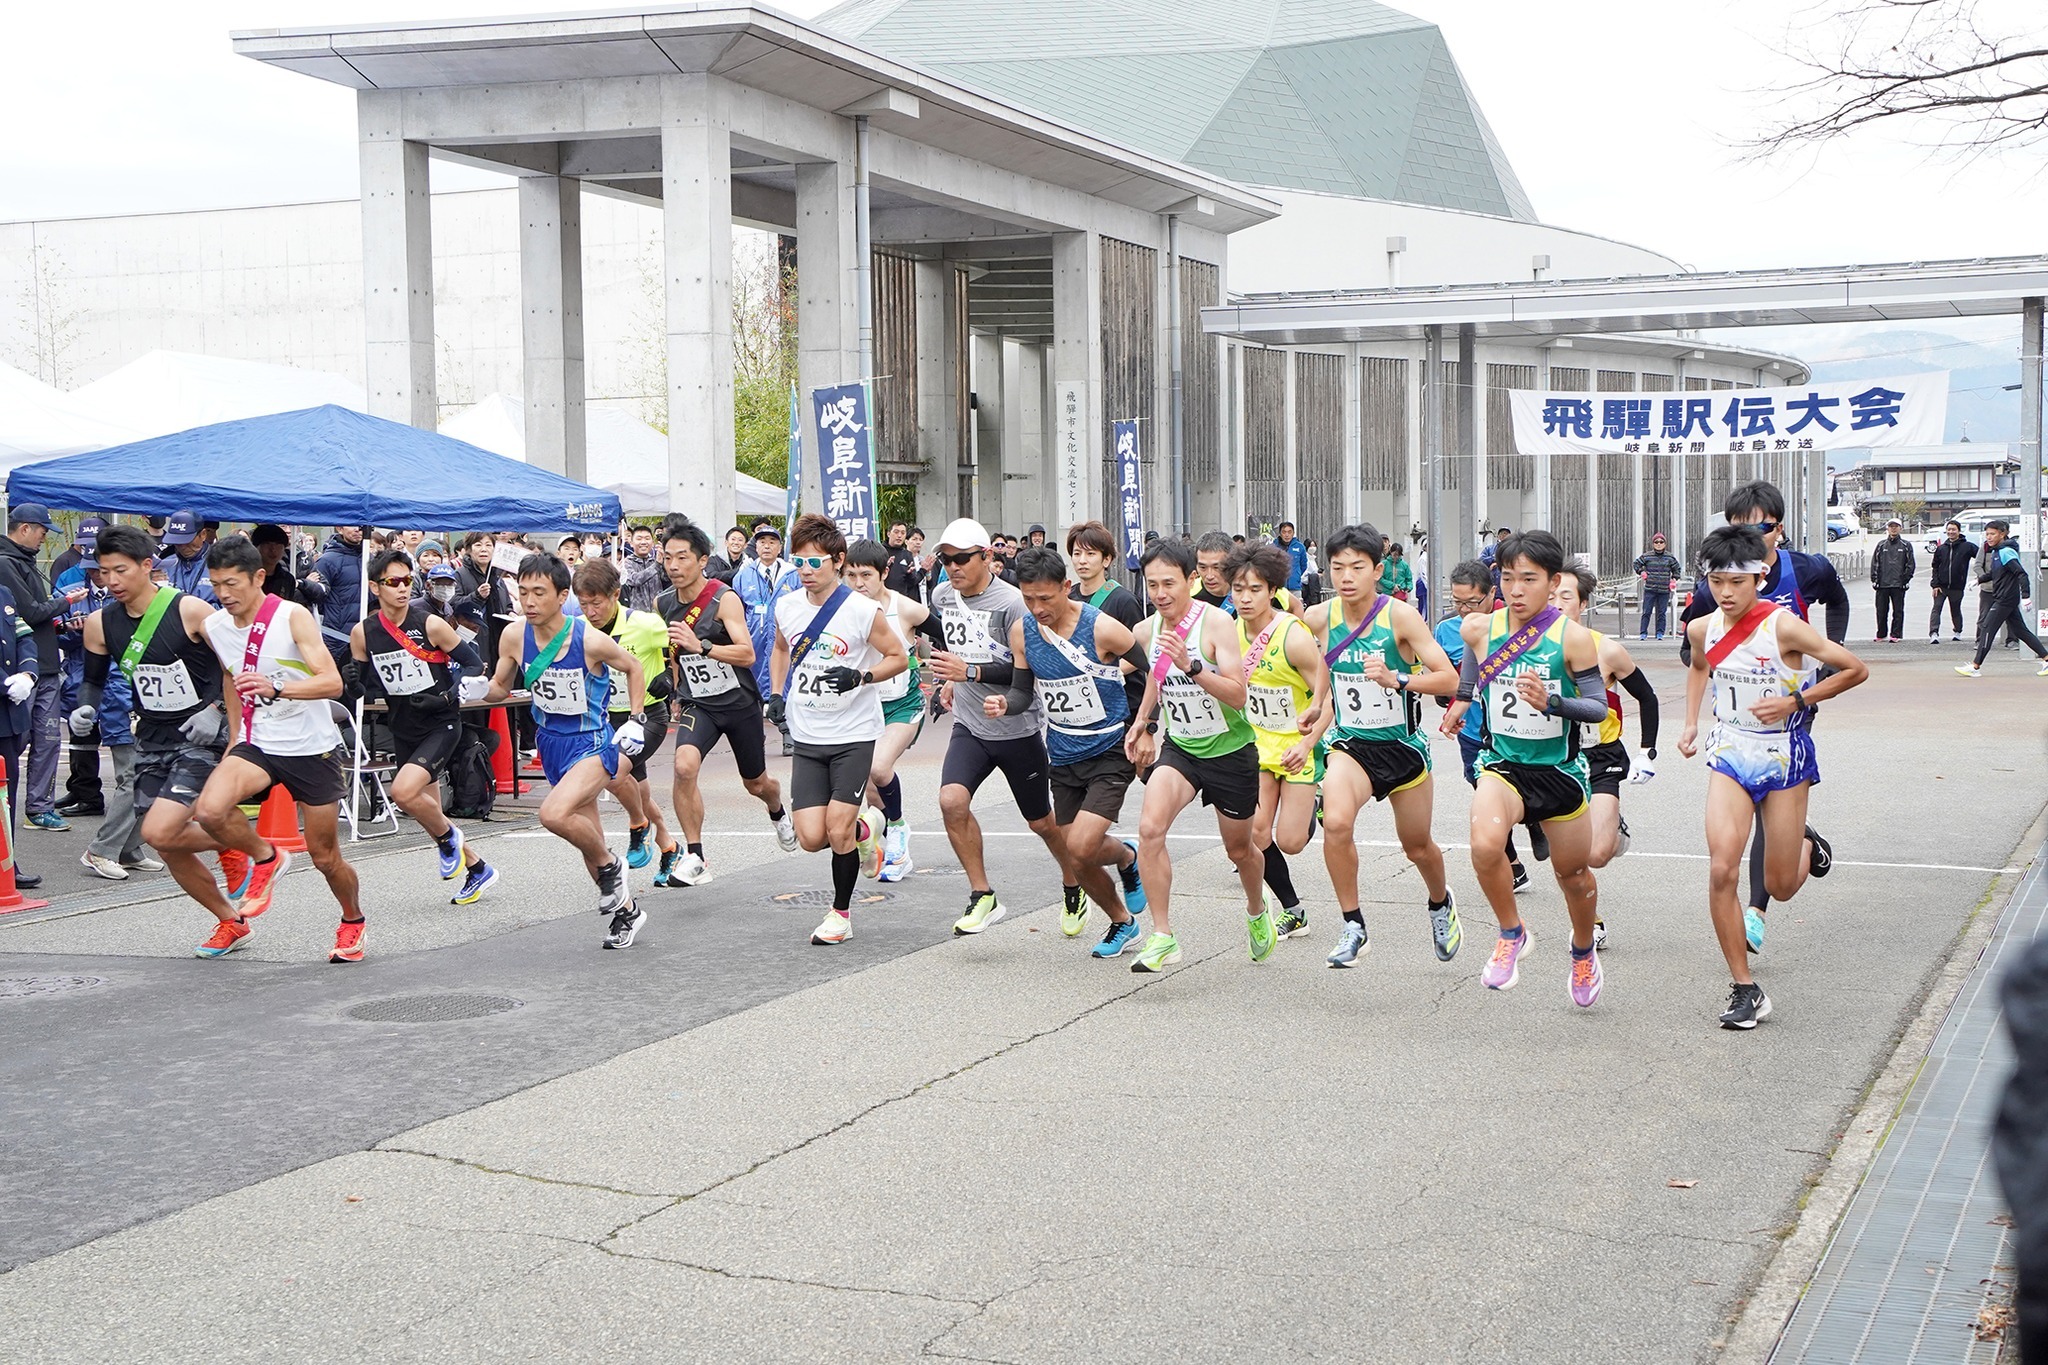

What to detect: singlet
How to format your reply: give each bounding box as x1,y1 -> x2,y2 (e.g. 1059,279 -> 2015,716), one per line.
203,600 -> 343,758
1705,608 -> 1805,739
658,580 -> 757,711
98,590 -> 222,744
1478,609 -> 1580,769
1325,596 -> 1421,752
1582,629 -> 1623,749
773,587 -> 886,746
1239,613 -> 1312,741
594,606 -> 668,715
876,591 -> 922,702
1147,601 -> 1255,759
364,603 -> 456,720
1022,604 -> 1127,765
523,617 -> 611,734
932,579 -> 1040,740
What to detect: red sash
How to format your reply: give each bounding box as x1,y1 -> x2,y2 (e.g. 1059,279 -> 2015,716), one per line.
238,594 -> 284,740
1475,606 -> 1562,689
377,611 -> 449,665
1704,600 -> 1778,670
666,580 -> 721,688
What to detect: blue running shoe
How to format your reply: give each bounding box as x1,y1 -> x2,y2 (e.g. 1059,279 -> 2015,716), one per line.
625,824 -> 653,870
652,846 -> 682,888
436,826 -> 465,880
1744,906 -> 1766,954
1092,917 -> 1144,959
1118,839 -> 1147,917
1326,920 -> 1369,968
451,861 -> 499,906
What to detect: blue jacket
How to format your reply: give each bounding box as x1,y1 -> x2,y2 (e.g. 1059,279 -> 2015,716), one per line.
55,572 -> 126,740
0,586 -> 41,740
298,532 -> 367,649
733,557 -> 800,691
1279,537 -> 1308,592
159,547 -> 218,605
1678,545 -> 1851,663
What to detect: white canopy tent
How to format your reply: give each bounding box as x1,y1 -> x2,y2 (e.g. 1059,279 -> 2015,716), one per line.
439,394 -> 786,518
0,362 -> 147,464
71,351 -> 368,441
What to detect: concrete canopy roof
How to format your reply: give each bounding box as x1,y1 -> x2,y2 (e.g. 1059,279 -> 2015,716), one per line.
231,5 -> 1282,233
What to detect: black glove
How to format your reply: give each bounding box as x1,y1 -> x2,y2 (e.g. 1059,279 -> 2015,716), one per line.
823,666 -> 864,694
764,693 -> 786,724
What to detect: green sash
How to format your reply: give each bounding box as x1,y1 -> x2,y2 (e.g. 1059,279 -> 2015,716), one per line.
522,619 -> 577,690
118,587 -> 179,682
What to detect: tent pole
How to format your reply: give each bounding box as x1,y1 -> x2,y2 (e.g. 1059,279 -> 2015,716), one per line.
352,532 -> 369,840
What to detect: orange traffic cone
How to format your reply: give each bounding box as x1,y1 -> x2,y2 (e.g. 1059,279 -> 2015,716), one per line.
0,758 -> 48,913
488,705 -> 517,795
256,784 -> 307,854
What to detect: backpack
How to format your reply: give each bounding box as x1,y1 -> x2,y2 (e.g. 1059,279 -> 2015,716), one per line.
445,723 -> 499,820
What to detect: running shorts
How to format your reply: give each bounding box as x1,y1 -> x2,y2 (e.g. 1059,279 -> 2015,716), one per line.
227,742 -> 346,807
670,700 -> 767,782
606,703 -> 670,783
1050,750 -> 1136,826
882,687 -> 928,730
1329,736 -> 1429,803
1478,757 -> 1590,825
1144,739 -> 1260,822
1254,726 -> 1324,785
1706,725 -> 1819,804
940,727 -> 1053,824
1584,740 -> 1631,799
792,740 -> 876,810
536,727 -> 618,786
134,736 -> 221,813
390,712 -> 462,779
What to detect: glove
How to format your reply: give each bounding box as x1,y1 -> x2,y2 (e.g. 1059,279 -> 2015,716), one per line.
180,706 -> 226,748
68,703 -> 98,736
5,672 -> 33,704
613,719 -> 646,757
1627,752 -> 1656,785
764,693 -> 787,725
823,666 -> 865,694
459,676 -> 491,703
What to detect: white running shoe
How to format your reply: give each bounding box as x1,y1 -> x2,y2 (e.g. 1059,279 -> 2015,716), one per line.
811,908 -> 851,945
774,809 -> 798,852
878,821 -> 913,882
80,850 -> 127,881
676,852 -> 713,886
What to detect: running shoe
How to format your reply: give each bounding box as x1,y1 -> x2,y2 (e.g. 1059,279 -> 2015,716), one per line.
1929,635 -> 1940,645
1274,903 -> 1310,939
651,845 -> 682,887
603,900 -> 646,949
625,823 -> 652,870
952,890 -> 1006,935
1130,931 -> 1181,973
1060,885 -> 1088,937
773,809 -> 798,852
219,848 -> 252,901
856,807 -> 885,880
879,821 -> 913,881
1118,839 -> 1146,917
1743,906 -> 1767,954
1955,664 -> 1983,677
2039,660 -> 2048,676
193,917 -> 250,959
1719,981 -> 1772,1030
436,826 -> 466,880
1613,815 -> 1631,859
451,861 -> 499,905
1093,917 -> 1143,959
1480,927 -> 1533,990
595,859 -> 630,914
239,849 -> 291,919
1592,918 -> 1609,952
673,852 -> 712,886
1248,897 -> 1277,962
811,907 -> 851,946
330,918 -> 367,964
1428,892 -> 1461,962
1326,920 -> 1369,968
122,855 -> 165,873
1806,825 -> 1833,878
1528,823 -> 1550,862
26,811 -> 69,832
1568,949 -> 1602,1007
1511,862 -> 1531,896
80,851 -> 128,881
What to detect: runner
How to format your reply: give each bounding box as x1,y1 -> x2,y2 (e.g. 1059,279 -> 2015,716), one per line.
1065,519 -> 1146,720
573,558 -> 679,882
1677,524 -> 1868,1028
984,547 -> 1149,953
1122,538 -> 1269,972
656,515 -> 795,885
922,518 -> 1077,937
1447,530 -> 1614,1007
1194,531 -> 1237,610
1224,543 -> 1328,945
191,535 -> 364,962
349,547 -> 498,906
765,514 -> 909,946
480,553 -> 651,949
1433,559 -> 1532,895
71,524 -> 248,956
843,539 -> 929,881
1551,565 -> 1662,947
1304,525 -> 1460,968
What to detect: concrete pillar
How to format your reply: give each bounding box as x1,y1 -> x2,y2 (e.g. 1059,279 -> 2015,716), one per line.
1455,324 -> 1477,560
1534,348 -> 1554,533
518,175 -> 586,482
1228,341 -> 1247,534
662,80 -> 735,532
1343,343 -> 1362,526
357,98 -> 436,428
1051,231 -> 1103,529
795,156 -> 859,514
1422,326 -> 1446,614
1670,357 -> 1686,568
913,259 -> 962,523
974,332 -> 1005,531
1282,350 -> 1299,530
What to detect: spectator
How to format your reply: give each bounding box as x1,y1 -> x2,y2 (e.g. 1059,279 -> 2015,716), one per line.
557,534 -> 585,567
1275,520 -> 1308,591
1870,517 -> 1916,642
157,509 -> 218,606
734,524 -> 800,755
883,521 -> 921,599
991,534 -> 1020,585
618,523 -> 661,611
709,525 -> 749,584
51,514 -> 108,584
298,524 -> 369,677
1482,526 -> 1511,593
54,550 -> 115,819
1381,541 -> 1413,602
452,531 -> 512,667
1301,539 -> 1324,606
0,503 -> 77,836
1632,532 -> 1682,640
1928,518 -> 1976,644
398,529 -> 425,555
250,524 -> 299,604
1025,523 -> 1047,547
412,540 -> 446,597
0,571 -> 40,885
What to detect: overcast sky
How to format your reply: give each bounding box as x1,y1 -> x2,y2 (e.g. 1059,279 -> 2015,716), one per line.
8,0 -> 2045,273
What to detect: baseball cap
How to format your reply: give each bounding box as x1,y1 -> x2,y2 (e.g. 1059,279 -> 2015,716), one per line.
250,523 -> 290,547
426,563 -> 459,583
9,503 -> 57,532
1887,517 -> 1903,526
162,509 -> 201,545
74,515 -> 107,547
936,517 -> 992,552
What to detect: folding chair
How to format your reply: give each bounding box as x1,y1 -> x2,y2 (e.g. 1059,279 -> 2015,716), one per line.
330,701 -> 400,841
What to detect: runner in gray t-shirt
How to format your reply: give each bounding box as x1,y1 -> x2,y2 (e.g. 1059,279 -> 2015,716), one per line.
923,519 -> 1075,938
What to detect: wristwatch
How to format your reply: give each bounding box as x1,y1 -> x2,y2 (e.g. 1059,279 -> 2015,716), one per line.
1186,654 -> 1205,677
1395,673 -> 1409,691
1791,689 -> 1810,712
968,663 -> 981,682
861,670 -> 875,686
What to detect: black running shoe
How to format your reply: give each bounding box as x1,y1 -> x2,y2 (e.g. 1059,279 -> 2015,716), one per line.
596,859 -> 628,914
1806,826 -> 1833,879
1511,862 -> 1531,895
1718,981 -> 1772,1030
1528,822 -> 1550,862
652,846 -> 682,888
603,901 -> 646,949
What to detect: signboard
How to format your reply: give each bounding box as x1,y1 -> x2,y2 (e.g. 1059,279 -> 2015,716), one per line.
1509,373 -> 1947,457
784,382 -> 802,528
1055,381 -> 1086,535
1113,418 -> 1144,570
811,381 -> 878,543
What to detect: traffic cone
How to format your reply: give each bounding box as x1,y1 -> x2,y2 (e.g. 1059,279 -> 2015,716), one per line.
488,705 -> 517,795
256,784 -> 307,854
0,758 -> 48,913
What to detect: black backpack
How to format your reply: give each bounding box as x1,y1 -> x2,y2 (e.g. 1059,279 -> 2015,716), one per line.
445,723 -> 499,820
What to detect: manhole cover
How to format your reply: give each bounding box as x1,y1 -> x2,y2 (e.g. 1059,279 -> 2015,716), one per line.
346,993 -> 522,1023
768,889 -> 894,908
0,975 -> 106,999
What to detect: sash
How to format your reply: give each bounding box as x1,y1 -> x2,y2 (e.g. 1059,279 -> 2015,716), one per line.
118,586 -> 179,682
1323,594 -> 1389,666
1475,606 -> 1562,689
376,611 -> 449,665
1035,615 -> 1123,682
523,618 -> 578,690
1086,585 -> 1114,609
1149,604 -> 1204,684
665,579 -> 722,687
782,585 -> 851,695
1241,615 -> 1287,686
1704,600 -> 1779,670
237,594 -> 284,738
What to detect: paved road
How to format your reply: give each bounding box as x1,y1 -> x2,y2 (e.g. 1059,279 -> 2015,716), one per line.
1,650 -> 2041,1363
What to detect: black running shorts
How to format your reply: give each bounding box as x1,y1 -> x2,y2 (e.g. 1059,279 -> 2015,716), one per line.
1143,739 -> 1260,822
227,742 -> 346,808
1583,740 -> 1630,799
1478,758 -> 1590,826
1330,737 -> 1430,803
606,703 -> 671,783
940,726 -> 1053,823
390,711 -> 461,779
671,700 -> 767,781
791,740 -> 876,811
1050,750 -> 1136,826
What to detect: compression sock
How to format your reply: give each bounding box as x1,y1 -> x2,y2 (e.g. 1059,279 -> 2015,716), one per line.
1570,942 -> 1594,960
831,849 -> 859,912
1748,821 -> 1770,914
767,806 -> 787,824
1504,831 -> 1520,864
876,776 -> 903,822
1343,908 -> 1365,928
688,842 -> 704,860
1261,844 -> 1300,909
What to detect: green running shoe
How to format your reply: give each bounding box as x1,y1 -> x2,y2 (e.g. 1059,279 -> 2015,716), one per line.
1248,897 -> 1277,963
952,890 -> 1006,936
1131,931 -> 1181,973
1428,892 -> 1462,963
1060,885 -> 1088,937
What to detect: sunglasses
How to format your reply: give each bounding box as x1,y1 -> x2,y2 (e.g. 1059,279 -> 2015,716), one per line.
789,554 -> 832,570
378,576 -> 413,588
940,549 -> 984,567
1733,520 -> 1779,535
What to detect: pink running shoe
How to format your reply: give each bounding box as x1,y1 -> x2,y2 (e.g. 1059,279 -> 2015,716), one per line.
1481,927 -> 1533,990
1568,949 -> 1603,1008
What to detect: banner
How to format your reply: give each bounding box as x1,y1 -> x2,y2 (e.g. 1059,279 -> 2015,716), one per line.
1055,381 -> 1086,536
811,381 -> 878,543
1509,373 -> 1947,458
784,382 -> 802,527
1113,418 -> 1144,570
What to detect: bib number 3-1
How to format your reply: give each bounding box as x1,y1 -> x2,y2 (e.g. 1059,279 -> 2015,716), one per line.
1334,675 -> 1399,731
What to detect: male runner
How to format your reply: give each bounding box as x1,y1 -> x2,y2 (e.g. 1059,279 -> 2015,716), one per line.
481,553 -> 650,949
844,539 -> 929,880
1955,519 -> 2048,676
349,547 -> 498,905
192,536 -> 365,962
1194,531 -> 1238,609
985,547 -> 1148,954
1122,538 -> 1269,972
1433,559 -> 1532,894
922,518 -> 1076,936
1447,530 -> 1614,1007
72,524 -> 248,955
1066,520 -> 1145,718
1224,543 -> 1328,945
1678,524 -> 1867,1028
1304,525 -> 1460,968
766,514 -> 909,946
656,516 -> 795,885
573,558 -> 679,879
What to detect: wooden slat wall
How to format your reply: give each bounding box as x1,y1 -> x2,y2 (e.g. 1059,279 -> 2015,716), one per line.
1295,352 -> 1344,548
1181,260 -> 1220,485
1595,370 -> 1636,574
1245,347 -> 1287,535
1361,356 -> 1407,494
1099,238 -> 1158,532
1436,360 -> 1465,489
1487,363 -> 1536,490
871,251 -> 920,480
1550,366 -> 1592,563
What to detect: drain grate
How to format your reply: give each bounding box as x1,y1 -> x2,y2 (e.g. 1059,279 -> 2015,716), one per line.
347,993 -> 522,1023
0,975 -> 106,999
768,888 -> 894,908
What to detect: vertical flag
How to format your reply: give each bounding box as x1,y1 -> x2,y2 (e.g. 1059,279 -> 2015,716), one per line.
785,382 -> 802,527
811,381 -> 878,542
1114,418 -> 1144,570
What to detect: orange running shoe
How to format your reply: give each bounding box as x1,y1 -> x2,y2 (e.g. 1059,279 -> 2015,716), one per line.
193,917 -> 250,959
239,848 -> 292,919
329,918 -> 366,964
218,848 -> 253,901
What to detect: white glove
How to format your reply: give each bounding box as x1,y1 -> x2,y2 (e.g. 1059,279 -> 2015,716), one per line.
68,703 -> 97,736
180,706 -> 226,748
1627,753 -> 1657,785
459,675 -> 490,703
5,673 -> 34,705
613,719 -> 646,757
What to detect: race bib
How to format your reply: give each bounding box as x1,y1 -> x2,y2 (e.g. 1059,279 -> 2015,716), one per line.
677,653 -> 740,700
1712,667 -> 1786,733
370,649 -> 434,696
1036,674 -> 1107,730
791,659 -> 853,712
1486,672 -> 1564,741
940,606 -> 998,665
133,660 -> 200,713
1334,674 -> 1401,731
1245,683 -> 1299,732
1160,676 -> 1226,740
531,667 -> 588,716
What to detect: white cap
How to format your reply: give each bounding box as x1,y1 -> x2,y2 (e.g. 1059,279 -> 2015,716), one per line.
1887,517 -> 1902,526
936,517 -> 991,551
